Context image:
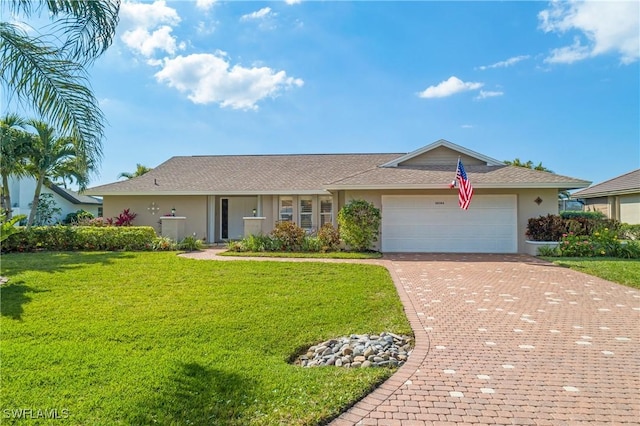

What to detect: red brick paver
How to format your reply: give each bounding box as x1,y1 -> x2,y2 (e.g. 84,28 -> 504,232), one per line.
331,253 -> 640,425
182,250 -> 640,424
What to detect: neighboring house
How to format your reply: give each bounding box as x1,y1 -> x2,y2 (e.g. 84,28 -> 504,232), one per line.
6,176 -> 103,223
86,139 -> 590,253
572,169 -> 640,225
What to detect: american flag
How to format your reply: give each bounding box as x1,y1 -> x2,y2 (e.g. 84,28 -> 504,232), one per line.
455,158 -> 474,210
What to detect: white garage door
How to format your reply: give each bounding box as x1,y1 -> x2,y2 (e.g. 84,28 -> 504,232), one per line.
382,195 -> 517,253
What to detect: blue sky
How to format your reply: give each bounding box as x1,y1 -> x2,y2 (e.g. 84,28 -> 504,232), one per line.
27,1 -> 640,187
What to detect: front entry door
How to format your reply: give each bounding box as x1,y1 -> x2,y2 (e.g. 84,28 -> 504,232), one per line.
220,197 -> 257,240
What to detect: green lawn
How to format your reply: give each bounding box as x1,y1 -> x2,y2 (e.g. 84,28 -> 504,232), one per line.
0,252 -> 410,425
544,257 -> 640,289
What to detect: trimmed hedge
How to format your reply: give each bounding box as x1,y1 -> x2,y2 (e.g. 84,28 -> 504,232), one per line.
526,214 -> 620,242
2,226 -> 157,252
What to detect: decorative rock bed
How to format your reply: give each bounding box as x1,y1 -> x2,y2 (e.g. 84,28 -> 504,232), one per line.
294,332 -> 413,368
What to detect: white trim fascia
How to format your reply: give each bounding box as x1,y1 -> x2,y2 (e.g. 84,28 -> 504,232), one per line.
571,189 -> 640,199
86,190 -> 332,196
380,139 -> 503,168
325,182 -> 591,191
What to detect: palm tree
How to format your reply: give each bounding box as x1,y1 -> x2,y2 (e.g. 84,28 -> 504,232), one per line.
23,119 -> 94,228
0,1 -> 120,172
118,164 -> 153,180
0,114 -> 30,219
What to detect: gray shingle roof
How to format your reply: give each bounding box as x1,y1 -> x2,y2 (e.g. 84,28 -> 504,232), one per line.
572,169 -> 640,198
326,164 -> 590,189
87,151 -> 590,195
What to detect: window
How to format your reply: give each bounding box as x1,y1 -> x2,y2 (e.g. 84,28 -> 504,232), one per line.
279,197 -> 293,222
320,197 -> 333,226
300,198 -> 313,229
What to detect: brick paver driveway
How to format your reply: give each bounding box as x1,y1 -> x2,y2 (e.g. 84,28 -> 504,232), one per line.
332,253 -> 640,425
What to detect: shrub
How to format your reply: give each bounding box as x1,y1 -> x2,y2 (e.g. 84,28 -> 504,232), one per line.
301,236 -> 322,252
590,228 -> 621,257
64,209 -> 95,224
226,240 -> 245,252
243,234 -> 278,252
338,199 -> 381,251
558,232 -> 594,257
317,223 -> 341,252
2,226 -> 156,252
526,214 -> 568,241
270,221 -> 306,251
620,224 -> 640,240
151,236 -> 176,251
526,214 -> 621,242
178,235 -> 203,252
617,240 -> 640,259
560,211 -> 605,220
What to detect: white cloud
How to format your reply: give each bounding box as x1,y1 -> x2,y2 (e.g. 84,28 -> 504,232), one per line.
285,0 -> 302,4
240,7 -> 275,21
418,76 -> 483,99
539,1 -> 639,64
121,26 -> 180,57
195,0 -> 216,12
544,38 -> 591,64
477,55 -> 530,70
119,0 -> 182,57
154,53 -> 304,110
461,124 -> 474,129
475,90 -> 504,100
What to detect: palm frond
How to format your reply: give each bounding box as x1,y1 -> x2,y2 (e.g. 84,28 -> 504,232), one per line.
6,0 -> 121,65
0,22 -> 103,166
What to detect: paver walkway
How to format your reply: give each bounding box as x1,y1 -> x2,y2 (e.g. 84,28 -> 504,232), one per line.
183,250 -> 640,425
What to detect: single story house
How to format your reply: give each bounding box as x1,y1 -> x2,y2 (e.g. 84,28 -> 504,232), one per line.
5,176 -> 103,223
571,169 -> 640,225
87,140 -> 590,253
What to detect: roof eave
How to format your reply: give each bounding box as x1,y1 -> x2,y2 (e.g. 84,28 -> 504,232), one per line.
572,188 -> 640,199
87,189 -> 332,197
325,182 -> 591,191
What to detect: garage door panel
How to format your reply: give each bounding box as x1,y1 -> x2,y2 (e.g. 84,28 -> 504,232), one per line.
382,195 -> 517,253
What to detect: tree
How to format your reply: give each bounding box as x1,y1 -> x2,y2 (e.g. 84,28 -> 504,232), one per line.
0,1 -> 120,174
337,199 -> 382,251
23,119 -> 94,228
0,114 -> 30,219
118,164 -> 153,180
503,158 -> 552,172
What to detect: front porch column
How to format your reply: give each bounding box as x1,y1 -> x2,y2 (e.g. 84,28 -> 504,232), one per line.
243,217 -> 266,237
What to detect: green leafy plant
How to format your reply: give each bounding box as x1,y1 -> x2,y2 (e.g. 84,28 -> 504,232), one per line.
151,236 -> 176,251
270,221 -> 306,251
560,211 -> 606,220
64,209 -> 94,224
178,235 -> 203,252
536,245 -> 559,256
337,199 -> 381,251
559,232 -> 594,257
32,193 -> 62,226
0,211 -> 26,243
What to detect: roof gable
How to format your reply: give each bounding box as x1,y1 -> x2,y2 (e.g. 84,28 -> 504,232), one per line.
380,139 -> 503,168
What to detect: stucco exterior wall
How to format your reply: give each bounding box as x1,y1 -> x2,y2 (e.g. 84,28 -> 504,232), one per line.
104,188 -> 560,252
619,194 -> 639,225
104,195 -> 208,240
343,188 -> 559,253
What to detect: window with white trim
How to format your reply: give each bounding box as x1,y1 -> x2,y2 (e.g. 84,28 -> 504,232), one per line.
299,198 -> 313,229
320,197 -> 333,226
279,197 -> 293,222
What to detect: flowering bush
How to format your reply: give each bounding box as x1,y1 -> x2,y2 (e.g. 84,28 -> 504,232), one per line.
559,232 -> 594,257
270,221 -> 306,251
